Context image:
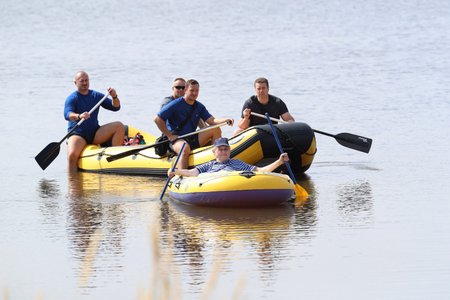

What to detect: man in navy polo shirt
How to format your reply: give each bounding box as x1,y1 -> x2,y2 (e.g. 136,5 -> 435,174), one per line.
155,79 -> 233,169
64,71 -> 124,172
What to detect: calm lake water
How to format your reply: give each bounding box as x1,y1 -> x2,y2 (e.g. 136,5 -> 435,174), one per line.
1,0 -> 450,299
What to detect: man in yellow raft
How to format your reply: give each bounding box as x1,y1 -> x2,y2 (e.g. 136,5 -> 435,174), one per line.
168,137 -> 289,177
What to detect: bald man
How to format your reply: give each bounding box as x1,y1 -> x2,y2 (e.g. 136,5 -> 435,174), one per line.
63,71 -> 125,172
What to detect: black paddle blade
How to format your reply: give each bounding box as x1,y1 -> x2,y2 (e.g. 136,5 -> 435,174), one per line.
35,142 -> 61,170
106,140 -> 166,162
106,148 -> 143,162
335,133 -> 372,153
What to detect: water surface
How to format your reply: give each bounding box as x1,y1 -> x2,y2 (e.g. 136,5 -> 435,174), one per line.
1,0 -> 450,299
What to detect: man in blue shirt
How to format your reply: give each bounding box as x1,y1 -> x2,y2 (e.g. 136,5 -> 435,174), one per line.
64,71 -> 125,172
161,77 -> 207,128
168,137 -> 289,177
154,79 -> 234,169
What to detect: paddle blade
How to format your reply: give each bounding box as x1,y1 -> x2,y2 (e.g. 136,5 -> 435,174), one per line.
294,184 -> 309,202
107,142 -> 163,162
35,142 -> 61,170
335,133 -> 372,153
106,148 -> 142,162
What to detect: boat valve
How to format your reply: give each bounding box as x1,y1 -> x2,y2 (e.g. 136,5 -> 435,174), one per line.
239,171 -> 256,178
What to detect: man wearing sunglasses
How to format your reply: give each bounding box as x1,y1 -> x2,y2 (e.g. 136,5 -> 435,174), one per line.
234,77 -> 295,135
161,78 -> 187,109
161,78 -> 207,128
154,79 -> 234,169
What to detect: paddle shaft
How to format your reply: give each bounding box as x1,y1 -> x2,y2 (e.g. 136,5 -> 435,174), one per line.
251,112 -> 372,153
253,113 -> 339,138
159,142 -> 186,200
106,121 -> 229,162
264,113 -> 298,185
59,93 -> 110,143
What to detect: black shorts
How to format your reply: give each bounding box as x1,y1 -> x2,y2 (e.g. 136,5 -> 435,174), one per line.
171,134 -> 200,151
67,133 -> 95,144
67,132 -> 112,147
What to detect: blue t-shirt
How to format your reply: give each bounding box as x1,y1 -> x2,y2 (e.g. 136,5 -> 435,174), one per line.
196,159 -> 256,174
157,98 -> 212,135
64,90 -> 120,139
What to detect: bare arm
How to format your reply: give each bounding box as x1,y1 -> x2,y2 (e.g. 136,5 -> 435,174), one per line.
281,112 -> 295,123
206,116 -> 234,127
254,153 -> 289,172
237,108 -> 251,131
154,115 -> 177,140
168,167 -> 200,178
107,87 -> 120,108
198,119 -> 207,128
69,112 -> 83,122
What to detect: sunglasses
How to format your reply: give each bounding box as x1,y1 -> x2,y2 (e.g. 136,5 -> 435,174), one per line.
174,86 -> 185,90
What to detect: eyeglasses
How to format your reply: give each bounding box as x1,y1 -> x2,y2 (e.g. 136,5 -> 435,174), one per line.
174,86 -> 185,90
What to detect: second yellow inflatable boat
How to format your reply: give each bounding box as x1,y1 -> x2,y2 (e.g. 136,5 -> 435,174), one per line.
78,122 -> 317,176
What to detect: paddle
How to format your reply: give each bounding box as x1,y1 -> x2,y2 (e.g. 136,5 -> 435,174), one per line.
159,142 -> 186,200
265,113 -> 309,201
251,112 -> 372,153
35,93 -> 110,170
106,121 -> 229,162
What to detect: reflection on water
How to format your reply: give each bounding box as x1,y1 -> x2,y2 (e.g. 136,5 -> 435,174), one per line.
314,161 -> 381,172
65,173 -> 169,289
159,195 -> 318,294
336,179 -> 374,227
35,172 -> 321,295
37,178 -> 61,199
37,179 -> 63,227
67,172 -> 163,200
294,175 -> 319,235
34,172 -> 321,296
37,172 -> 166,291
66,172 -> 127,289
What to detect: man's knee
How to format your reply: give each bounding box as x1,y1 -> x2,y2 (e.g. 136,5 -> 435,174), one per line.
181,143 -> 191,156
113,122 -> 125,133
200,128 -> 221,145
67,148 -> 81,164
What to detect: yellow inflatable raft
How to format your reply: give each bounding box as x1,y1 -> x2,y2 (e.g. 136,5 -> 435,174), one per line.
167,171 -> 295,208
78,122 -> 316,176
